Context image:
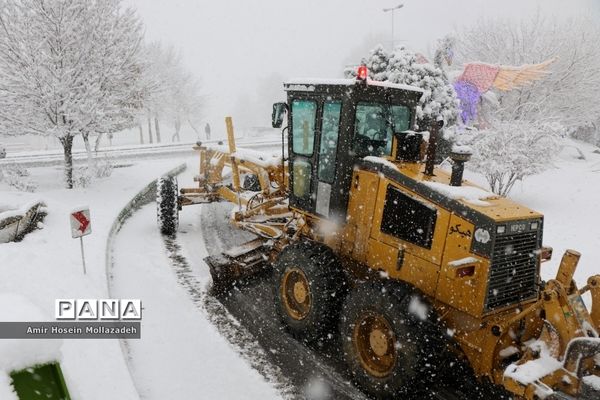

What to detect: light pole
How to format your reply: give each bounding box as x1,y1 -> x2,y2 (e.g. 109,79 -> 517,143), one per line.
383,4 -> 404,50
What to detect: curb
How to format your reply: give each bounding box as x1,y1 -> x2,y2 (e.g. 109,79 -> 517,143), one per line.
104,162 -> 187,399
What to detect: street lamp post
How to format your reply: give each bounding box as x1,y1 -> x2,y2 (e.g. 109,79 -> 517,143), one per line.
383,3 -> 404,50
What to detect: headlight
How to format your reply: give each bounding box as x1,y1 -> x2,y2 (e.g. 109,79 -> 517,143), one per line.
530,221 -> 539,230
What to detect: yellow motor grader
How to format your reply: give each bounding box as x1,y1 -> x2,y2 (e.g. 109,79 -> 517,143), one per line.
156,68 -> 600,399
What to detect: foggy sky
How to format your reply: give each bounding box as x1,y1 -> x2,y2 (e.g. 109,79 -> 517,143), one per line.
127,0 -> 598,131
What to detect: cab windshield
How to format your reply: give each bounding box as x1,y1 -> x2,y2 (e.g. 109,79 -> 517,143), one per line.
353,102 -> 411,158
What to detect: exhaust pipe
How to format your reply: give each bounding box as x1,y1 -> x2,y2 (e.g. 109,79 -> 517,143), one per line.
424,118 -> 444,176
449,146 -> 472,186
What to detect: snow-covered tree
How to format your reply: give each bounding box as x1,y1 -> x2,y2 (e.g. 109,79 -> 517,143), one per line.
465,121 -> 561,196
345,45 -> 460,127
0,0 -> 144,188
455,15 -> 600,128
140,42 -> 203,143
169,69 -> 203,142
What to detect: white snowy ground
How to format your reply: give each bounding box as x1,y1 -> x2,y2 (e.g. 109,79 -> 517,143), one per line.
110,204 -> 281,400
0,156 -> 192,399
1,147 -> 283,399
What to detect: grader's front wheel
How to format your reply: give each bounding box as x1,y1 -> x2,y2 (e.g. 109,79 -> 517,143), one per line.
156,176 -> 179,235
272,241 -> 347,342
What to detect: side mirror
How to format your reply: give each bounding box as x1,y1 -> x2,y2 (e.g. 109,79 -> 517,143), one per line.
272,102 -> 287,128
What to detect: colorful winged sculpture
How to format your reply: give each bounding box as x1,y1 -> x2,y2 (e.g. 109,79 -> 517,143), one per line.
453,59 -> 554,124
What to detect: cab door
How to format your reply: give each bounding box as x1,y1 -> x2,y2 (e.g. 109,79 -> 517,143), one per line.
289,99 -> 342,218
288,98 -> 318,212
314,101 -> 342,218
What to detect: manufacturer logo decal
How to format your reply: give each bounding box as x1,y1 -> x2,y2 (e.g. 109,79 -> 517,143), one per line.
474,228 -> 491,244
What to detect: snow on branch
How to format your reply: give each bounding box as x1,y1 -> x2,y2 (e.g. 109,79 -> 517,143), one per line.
0,0 -> 145,188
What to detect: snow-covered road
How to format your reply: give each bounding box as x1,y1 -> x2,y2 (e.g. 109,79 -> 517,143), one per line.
110,203 -> 283,399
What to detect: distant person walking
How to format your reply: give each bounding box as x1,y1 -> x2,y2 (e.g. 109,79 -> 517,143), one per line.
205,123 -> 211,141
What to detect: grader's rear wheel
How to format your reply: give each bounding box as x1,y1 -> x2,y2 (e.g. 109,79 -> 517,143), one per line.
156,176 -> 179,235
340,281 -> 445,398
353,311 -> 398,378
273,241 -> 347,341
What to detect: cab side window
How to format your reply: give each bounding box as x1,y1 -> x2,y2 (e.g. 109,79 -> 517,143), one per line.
318,101 -> 342,183
293,159 -> 312,198
391,105 -> 411,132
291,100 -> 317,199
291,100 -> 317,156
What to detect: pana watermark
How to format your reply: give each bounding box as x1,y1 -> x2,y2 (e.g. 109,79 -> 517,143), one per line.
55,299 -> 142,320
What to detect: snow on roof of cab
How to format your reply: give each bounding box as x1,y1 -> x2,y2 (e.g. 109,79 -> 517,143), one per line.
284,78 -> 424,94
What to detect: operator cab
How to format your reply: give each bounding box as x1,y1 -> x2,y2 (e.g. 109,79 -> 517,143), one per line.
272,68 -> 424,222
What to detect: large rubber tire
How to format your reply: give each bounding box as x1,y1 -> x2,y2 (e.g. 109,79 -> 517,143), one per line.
272,241 -> 348,342
339,281 -> 447,399
156,176 -> 179,235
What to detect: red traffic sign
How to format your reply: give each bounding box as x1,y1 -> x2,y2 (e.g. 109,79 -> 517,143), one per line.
70,208 -> 91,238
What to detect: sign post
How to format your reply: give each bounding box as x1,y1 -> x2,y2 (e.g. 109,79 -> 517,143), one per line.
70,207 -> 92,274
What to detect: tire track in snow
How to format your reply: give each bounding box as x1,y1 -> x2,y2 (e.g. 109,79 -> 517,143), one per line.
162,235 -> 297,400
197,203 -> 370,400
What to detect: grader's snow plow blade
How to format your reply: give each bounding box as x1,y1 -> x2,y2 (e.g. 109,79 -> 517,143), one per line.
173,117 -> 289,294
205,238 -> 272,294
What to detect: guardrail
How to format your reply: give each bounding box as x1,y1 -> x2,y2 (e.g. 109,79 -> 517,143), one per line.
1,138 -> 285,168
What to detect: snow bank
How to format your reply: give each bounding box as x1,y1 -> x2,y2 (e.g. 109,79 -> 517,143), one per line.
423,181 -> 495,206
0,200 -> 46,243
0,293 -> 62,400
0,199 -> 45,220
0,374 -> 17,400
0,293 -> 62,372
